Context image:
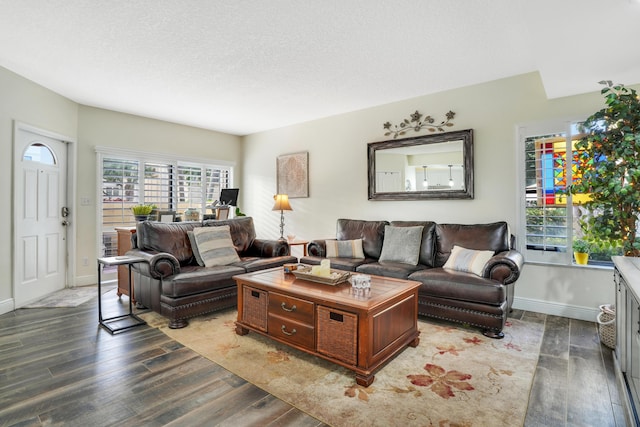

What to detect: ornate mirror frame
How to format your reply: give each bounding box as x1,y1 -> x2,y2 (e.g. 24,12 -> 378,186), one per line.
367,129 -> 474,200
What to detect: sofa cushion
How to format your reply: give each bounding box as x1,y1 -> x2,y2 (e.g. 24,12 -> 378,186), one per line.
379,225 -> 424,265
325,239 -> 365,259
202,216 -> 257,254
336,219 -> 389,259
233,255 -> 298,273
161,264 -> 245,298
357,261 -> 425,279
443,245 -> 494,276
187,231 -> 205,266
409,268 -> 506,306
390,221 -> 437,267
435,222 -> 510,267
192,226 -> 241,267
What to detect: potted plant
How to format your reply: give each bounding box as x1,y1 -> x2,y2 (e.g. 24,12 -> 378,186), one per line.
567,81 -> 640,257
572,239 -> 591,265
131,204 -> 154,221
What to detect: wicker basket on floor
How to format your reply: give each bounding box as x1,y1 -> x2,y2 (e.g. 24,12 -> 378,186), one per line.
597,304 -> 616,349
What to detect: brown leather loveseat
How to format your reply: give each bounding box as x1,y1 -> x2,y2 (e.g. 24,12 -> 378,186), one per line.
128,216 -> 297,328
300,219 -> 524,338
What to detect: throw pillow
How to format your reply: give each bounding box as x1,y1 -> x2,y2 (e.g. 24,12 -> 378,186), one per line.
191,225 -> 240,267
378,225 -> 424,265
443,245 -> 495,276
187,230 -> 205,266
325,239 -> 365,259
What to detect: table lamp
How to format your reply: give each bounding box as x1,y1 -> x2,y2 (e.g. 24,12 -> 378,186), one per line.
272,194 -> 292,240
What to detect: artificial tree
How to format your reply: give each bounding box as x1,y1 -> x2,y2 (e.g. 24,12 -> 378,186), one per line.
568,81 -> 640,257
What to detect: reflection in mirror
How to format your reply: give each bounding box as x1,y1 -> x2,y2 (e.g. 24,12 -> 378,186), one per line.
368,129 -> 473,200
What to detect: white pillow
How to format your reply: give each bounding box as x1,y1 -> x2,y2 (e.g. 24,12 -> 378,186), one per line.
325,239 -> 365,259
379,225 -> 424,265
191,225 -> 240,267
443,245 -> 494,276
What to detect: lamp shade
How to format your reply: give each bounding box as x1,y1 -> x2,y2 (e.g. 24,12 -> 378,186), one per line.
272,194 -> 292,211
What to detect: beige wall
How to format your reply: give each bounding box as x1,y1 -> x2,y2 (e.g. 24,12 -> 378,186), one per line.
242,72 -> 631,320
0,66 -> 242,313
0,66 -> 78,310
0,64 -> 632,321
76,106 -> 242,284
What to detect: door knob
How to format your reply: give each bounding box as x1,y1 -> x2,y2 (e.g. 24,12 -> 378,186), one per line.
61,220 -> 70,226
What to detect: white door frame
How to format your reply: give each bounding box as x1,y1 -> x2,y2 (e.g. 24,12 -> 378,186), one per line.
12,121 -> 77,307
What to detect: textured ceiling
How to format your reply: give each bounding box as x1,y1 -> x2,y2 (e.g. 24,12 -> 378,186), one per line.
0,0 -> 639,135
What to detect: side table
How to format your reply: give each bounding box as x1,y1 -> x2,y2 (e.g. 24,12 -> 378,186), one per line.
97,256 -> 147,334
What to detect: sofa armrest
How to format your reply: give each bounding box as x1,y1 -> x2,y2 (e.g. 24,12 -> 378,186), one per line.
482,249 -> 524,285
126,248 -> 180,279
307,239 -> 328,257
245,239 -> 291,257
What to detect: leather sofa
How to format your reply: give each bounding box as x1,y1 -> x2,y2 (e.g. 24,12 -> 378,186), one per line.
127,216 -> 297,329
300,219 -> 524,338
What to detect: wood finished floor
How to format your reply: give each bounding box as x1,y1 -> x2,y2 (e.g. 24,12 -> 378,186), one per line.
0,289 -> 629,427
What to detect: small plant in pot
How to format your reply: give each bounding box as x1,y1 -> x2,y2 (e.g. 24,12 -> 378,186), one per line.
572,239 -> 591,265
131,204 -> 154,221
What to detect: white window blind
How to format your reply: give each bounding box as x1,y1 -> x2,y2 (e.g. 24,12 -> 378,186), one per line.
523,133 -> 569,254
144,162 -> 173,210
97,149 -> 234,258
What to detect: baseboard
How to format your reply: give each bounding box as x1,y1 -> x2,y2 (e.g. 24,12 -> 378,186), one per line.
74,274 -> 97,287
0,298 -> 15,316
513,296 -> 599,322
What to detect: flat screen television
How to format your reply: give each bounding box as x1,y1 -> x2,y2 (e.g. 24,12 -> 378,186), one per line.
219,188 -> 239,206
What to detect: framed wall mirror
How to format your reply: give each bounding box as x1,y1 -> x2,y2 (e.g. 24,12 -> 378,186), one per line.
368,129 -> 474,200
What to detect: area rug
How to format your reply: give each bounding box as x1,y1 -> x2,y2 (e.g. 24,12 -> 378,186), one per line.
23,284 -> 116,308
141,309 -> 543,427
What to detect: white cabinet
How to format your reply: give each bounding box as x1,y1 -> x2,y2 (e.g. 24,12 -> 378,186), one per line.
613,256 -> 640,425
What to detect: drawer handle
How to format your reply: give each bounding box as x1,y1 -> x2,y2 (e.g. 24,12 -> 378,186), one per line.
281,302 -> 297,312
281,325 -> 297,336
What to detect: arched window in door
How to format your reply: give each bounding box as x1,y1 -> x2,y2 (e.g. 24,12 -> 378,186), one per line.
23,142 -> 56,165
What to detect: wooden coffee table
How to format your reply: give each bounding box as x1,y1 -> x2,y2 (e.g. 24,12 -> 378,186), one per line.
233,267 -> 421,386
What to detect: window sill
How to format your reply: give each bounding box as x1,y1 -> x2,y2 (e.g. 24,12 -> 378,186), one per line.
524,260 -> 613,271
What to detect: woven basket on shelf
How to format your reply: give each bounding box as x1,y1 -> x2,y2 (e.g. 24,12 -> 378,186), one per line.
597,304 -> 616,349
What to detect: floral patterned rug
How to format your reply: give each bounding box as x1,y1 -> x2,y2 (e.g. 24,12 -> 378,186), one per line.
141,309 -> 544,427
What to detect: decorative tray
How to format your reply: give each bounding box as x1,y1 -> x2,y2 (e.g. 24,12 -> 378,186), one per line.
291,266 -> 351,285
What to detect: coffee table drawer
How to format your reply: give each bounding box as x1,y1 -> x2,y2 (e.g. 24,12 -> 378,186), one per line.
269,292 -> 314,325
268,313 -> 315,350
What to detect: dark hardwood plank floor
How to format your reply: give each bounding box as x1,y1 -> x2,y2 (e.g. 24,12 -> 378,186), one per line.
0,288 -> 627,426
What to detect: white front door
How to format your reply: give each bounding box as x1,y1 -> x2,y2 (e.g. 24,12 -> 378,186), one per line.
14,127 -> 69,307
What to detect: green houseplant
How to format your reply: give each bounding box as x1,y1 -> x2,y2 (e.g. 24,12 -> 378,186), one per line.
567,81 -> 640,257
131,204 -> 154,221
572,239 -> 591,265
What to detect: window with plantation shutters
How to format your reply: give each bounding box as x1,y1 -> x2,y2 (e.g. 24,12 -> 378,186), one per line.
96,148 -> 234,259
102,158 -> 140,230
523,132 -> 569,256
144,162 -> 173,211
518,121 -> 617,266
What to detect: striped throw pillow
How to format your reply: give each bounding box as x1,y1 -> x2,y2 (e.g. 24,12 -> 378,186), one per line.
325,239 -> 365,259
443,245 -> 494,276
191,225 -> 240,267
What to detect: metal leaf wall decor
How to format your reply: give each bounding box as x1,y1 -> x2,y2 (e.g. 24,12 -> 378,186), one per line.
383,110 -> 456,139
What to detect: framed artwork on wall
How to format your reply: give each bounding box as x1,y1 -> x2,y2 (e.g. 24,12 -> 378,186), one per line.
277,152 -> 309,198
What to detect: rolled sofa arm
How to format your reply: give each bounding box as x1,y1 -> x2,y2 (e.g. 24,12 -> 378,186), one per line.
482,249 -> 524,285
126,248 -> 180,280
246,239 -> 290,257
307,239 -> 328,257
